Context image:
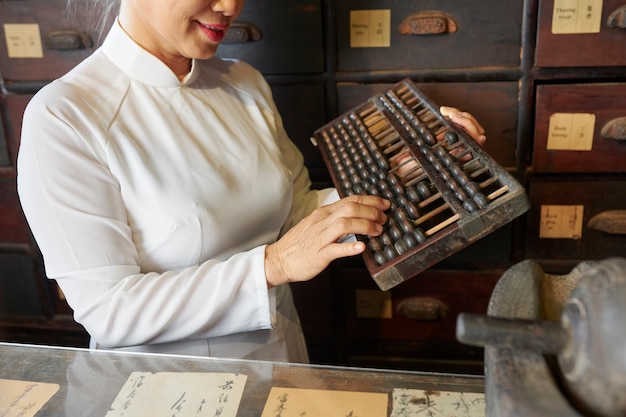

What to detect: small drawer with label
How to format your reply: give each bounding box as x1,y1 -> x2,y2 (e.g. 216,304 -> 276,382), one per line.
525,178 -> 626,262
336,0 -> 523,72
216,0 -> 324,75
0,0 -> 113,82
342,267 -> 501,343
535,0 -> 626,67
532,83 -> 626,173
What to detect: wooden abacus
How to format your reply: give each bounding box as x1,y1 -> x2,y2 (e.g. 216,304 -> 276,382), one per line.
311,79 -> 531,290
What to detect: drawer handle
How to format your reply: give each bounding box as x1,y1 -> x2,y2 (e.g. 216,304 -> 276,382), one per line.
607,5 -> 626,29
588,210 -> 626,235
44,30 -> 93,50
601,116 -> 626,141
399,11 -> 458,35
222,22 -> 262,44
396,297 -> 449,321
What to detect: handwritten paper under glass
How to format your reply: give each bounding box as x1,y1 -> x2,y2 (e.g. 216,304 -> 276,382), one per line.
0,379 -> 60,417
391,388 -> 485,417
105,372 -> 247,417
261,387 -> 388,417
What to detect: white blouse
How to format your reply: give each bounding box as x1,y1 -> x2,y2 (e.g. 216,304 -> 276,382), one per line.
17,20 -> 336,361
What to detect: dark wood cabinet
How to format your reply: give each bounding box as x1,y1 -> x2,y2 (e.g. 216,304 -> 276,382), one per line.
1,0 -> 624,373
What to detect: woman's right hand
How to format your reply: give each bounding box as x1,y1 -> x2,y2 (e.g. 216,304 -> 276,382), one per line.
264,194 -> 390,288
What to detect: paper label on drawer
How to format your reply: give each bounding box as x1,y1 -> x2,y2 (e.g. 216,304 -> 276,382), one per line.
547,113 -> 595,151
540,205 -> 584,239
350,10 -> 391,48
356,289 -> 392,318
551,0 -> 603,34
3,24 -> 43,58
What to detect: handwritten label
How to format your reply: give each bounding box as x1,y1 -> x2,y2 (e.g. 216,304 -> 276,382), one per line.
356,289 -> 393,318
391,388 -> 485,417
350,10 -> 391,48
547,113 -> 595,151
551,0 -> 603,34
3,24 -> 43,58
261,387 -> 387,417
0,379 -> 60,417
105,372 -> 247,417
539,205 -> 584,239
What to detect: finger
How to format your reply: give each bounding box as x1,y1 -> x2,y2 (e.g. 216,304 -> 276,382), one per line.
441,107 -> 486,144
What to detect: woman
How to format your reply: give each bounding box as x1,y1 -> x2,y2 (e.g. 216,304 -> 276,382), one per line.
17,0 -> 485,362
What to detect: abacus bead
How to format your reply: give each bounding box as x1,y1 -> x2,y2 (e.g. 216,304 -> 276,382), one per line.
406,187 -> 421,202
380,233 -> 393,246
465,182 -> 481,196
444,131 -> 459,144
450,163 -> 465,178
394,239 -> 408,255
392,183 -> 404,196
416,181 -> 433,199
434,146 -> 447,159
374,251 -> 388,265
384,245 -> 397,260
474,192 -> 489,208
353,183 -> 364,195
463,199 -> 479,213
396,194 -> 409,209
382,190 -> 394,201
388,224 -> 403,241
405,202 -> 420,219
368,237 -> 383,252
403,233 -> 418,249
400,218 -> 414,234
413,228 -> 427,244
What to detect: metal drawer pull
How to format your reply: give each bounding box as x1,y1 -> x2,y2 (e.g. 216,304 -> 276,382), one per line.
588,210 -> 626,235
600,116 -> 626,141
399,11 -> 458,36
44,30 -> 93,50
607,5 -> 626,29
222,22 -> 262,44
396,297 -> 449,321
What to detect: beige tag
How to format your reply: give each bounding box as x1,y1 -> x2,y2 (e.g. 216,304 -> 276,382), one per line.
350,9 -> 391,48
356,289 -> 392,318
3,23 -> 43,58
547,112 -> 595,150
539,205 -> 584,239
551,0 -> 603,34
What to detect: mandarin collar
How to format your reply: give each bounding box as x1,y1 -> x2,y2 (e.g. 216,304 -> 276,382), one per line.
101,19 -> 199,88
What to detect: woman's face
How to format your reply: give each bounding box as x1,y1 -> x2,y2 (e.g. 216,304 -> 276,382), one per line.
119,0 -> 244,77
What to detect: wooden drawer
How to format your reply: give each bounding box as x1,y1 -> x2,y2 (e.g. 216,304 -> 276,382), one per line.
336,1 -> 523,72
0,177 -> 31,244
535,0 -> 626,67
525,178 -> 626,262
0,113 -> 10,168
342,268 -> 501,343
0,252 -> 44,316
337,81 -> 519,168
270,83 -> 328,181
216,0 -> 324,74
4,94 -> 31,169
533,83 -> 626,173
0,0 -> 112,82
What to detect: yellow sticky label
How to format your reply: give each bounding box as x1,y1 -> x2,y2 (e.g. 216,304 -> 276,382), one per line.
350,9 -> 391,48
356,289 -> 392,318
4,23 -> 43,58
539,205 -> 584,239
551,0 -> 603,34
547,112 -> 595,151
